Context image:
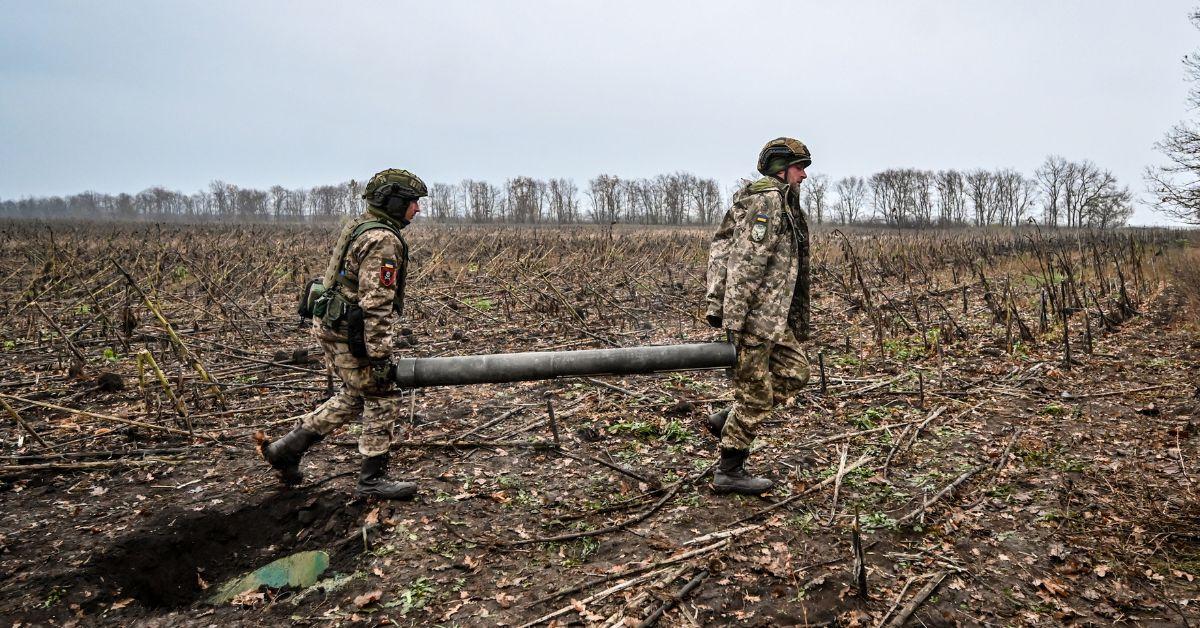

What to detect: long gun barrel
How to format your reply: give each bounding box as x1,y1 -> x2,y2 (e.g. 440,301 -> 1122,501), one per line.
392,342 -> 736,388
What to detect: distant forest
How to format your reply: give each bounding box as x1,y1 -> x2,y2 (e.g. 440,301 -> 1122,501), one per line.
0,156 -> 1134,228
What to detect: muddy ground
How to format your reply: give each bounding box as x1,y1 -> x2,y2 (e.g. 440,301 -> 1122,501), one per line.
0,222 -> 1197,626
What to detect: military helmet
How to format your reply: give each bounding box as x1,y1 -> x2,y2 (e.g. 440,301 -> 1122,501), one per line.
362,168 -> 429,208
756,137 -> 812,176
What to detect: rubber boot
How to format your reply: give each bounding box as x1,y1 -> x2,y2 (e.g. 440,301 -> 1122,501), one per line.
705,407 -> 729,438
712,448 -> 774,495
357,453 -> 417,500
263,427 -> 323,485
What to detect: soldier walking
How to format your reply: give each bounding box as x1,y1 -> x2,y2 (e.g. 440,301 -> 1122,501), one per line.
261,169 -> 427,500
703,138 -> 813,495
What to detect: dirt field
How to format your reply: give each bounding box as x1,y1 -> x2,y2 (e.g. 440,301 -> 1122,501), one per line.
0,220 -> 1197,627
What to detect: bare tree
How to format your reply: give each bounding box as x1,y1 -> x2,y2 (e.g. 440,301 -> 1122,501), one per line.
1036,155 -> 1068,226
933,170 -> 967,225
1147,10 -> 1200,224
690,177 -> 722,224
802,174 -> 829,224
427,183 -> 458,221
834,176 -> 867,224
964,169 -> 996,226
587,174 -> 622,224
504,176 -> 546,223
461,179 -> 500,222
546,178 -> 580,223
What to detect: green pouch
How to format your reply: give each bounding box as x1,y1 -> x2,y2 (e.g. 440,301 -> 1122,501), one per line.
298,278 -> 327,320
318,291 -> 349,327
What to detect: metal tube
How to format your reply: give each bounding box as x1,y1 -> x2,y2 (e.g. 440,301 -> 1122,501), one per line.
392,342 -> 736,388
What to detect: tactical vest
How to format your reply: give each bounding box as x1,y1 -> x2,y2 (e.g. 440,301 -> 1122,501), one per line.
309,217 -> 408,327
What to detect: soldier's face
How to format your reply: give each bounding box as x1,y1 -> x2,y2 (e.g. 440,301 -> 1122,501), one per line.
784,165 -> 808,185
405,200 -> 420,222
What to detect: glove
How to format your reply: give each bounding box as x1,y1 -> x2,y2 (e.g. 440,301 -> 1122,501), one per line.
369,358 -> 396,387
706,314 -> 723,329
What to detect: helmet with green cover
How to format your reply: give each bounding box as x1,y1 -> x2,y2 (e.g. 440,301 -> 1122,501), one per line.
362,168 -> 429,209
756,138 -> 812,177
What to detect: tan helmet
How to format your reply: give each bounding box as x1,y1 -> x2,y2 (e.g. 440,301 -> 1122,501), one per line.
756,138 -> 812,176
362,169 -> 429,208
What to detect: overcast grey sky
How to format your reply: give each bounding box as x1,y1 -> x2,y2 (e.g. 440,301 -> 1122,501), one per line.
1,1 -> 1196,224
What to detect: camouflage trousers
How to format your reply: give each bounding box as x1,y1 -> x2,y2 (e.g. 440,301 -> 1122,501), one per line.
298,337 -> 398,457
721,330 -> 810,450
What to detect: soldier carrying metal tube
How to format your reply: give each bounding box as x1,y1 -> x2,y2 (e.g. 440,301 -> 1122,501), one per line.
702,137 -> 814,495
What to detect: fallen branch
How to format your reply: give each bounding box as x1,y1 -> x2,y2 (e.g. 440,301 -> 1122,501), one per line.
518,568 -> 668,628
0,396 -> 53,451
530,538 -> 730,609
0,457 -> 186,474
0,393 -> 212,441
898,464 -> 986,525
637,569 -> 708,628
885,571 -> 948,627
800,420 -> 921,449
1062,383 -> 1172,400
506,469 -> 697,546
826,444 -> 850,524
733,454 -> 872,526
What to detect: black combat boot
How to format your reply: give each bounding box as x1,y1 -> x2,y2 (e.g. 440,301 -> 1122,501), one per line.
705,408 -> 730,438
712,448 -> 774,495
262,427 -> 324,485
357,453 -> 417,500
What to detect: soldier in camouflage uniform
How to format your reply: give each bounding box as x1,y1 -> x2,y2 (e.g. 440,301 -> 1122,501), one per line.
703,138 -> 812,495
261,169 -> 427,500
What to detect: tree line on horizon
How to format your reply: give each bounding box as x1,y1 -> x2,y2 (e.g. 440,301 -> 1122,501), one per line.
0,155 -> 1134,229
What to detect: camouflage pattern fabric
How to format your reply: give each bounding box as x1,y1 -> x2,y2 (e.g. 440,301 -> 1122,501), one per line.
317,212 -> 409,359
705,176 -> 811,343
299,336 -> 399,457
304,209 -> 410,457
721,330 -> 810,450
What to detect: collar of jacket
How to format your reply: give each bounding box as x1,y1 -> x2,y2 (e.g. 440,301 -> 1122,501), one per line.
747,176 -> 803,209
747,176 -> 786,195
365,206 -> 409,230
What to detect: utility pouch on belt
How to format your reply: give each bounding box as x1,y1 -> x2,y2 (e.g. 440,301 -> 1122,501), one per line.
346,305 -> 368,358
317,290 -> 349,327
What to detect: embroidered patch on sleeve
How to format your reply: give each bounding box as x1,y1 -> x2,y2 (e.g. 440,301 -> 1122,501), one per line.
380,259 -> 397,287
750,212 -> 770,242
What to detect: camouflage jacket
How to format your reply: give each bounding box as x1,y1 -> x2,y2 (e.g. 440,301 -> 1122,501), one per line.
705,176 -> 810,343
315,210 -> 409,362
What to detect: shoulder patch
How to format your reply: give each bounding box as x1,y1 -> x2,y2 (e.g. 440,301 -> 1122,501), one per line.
380,258 -> 398,287
750,213 -> 769,242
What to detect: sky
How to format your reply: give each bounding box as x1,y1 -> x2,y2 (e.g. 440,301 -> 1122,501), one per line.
1,0 -> 1196,225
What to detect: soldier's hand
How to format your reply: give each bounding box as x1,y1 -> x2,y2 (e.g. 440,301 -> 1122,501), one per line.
706,315 -> 723,329
369,357 -> 396,387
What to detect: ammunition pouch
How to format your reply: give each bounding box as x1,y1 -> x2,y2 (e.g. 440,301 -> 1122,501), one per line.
314,289 -> 369,357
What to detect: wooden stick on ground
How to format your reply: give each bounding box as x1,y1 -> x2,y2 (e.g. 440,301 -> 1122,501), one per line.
732,453 -> 871,526
637,569 -> 708,628
0,393 -> 213,442
897,464 -> 986,525
530,538 -> 730,610
885,571 -> 948,627
826,444 -> 850,524
31,301 -> 87,366
517,568 -> 669,628
0,396 -> 53,451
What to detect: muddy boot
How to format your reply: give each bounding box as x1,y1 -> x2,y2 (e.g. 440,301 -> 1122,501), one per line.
705,407 -> 730,438
712,448 -> 774,495
357,453 -> 417,500
262,427 -> 323,485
